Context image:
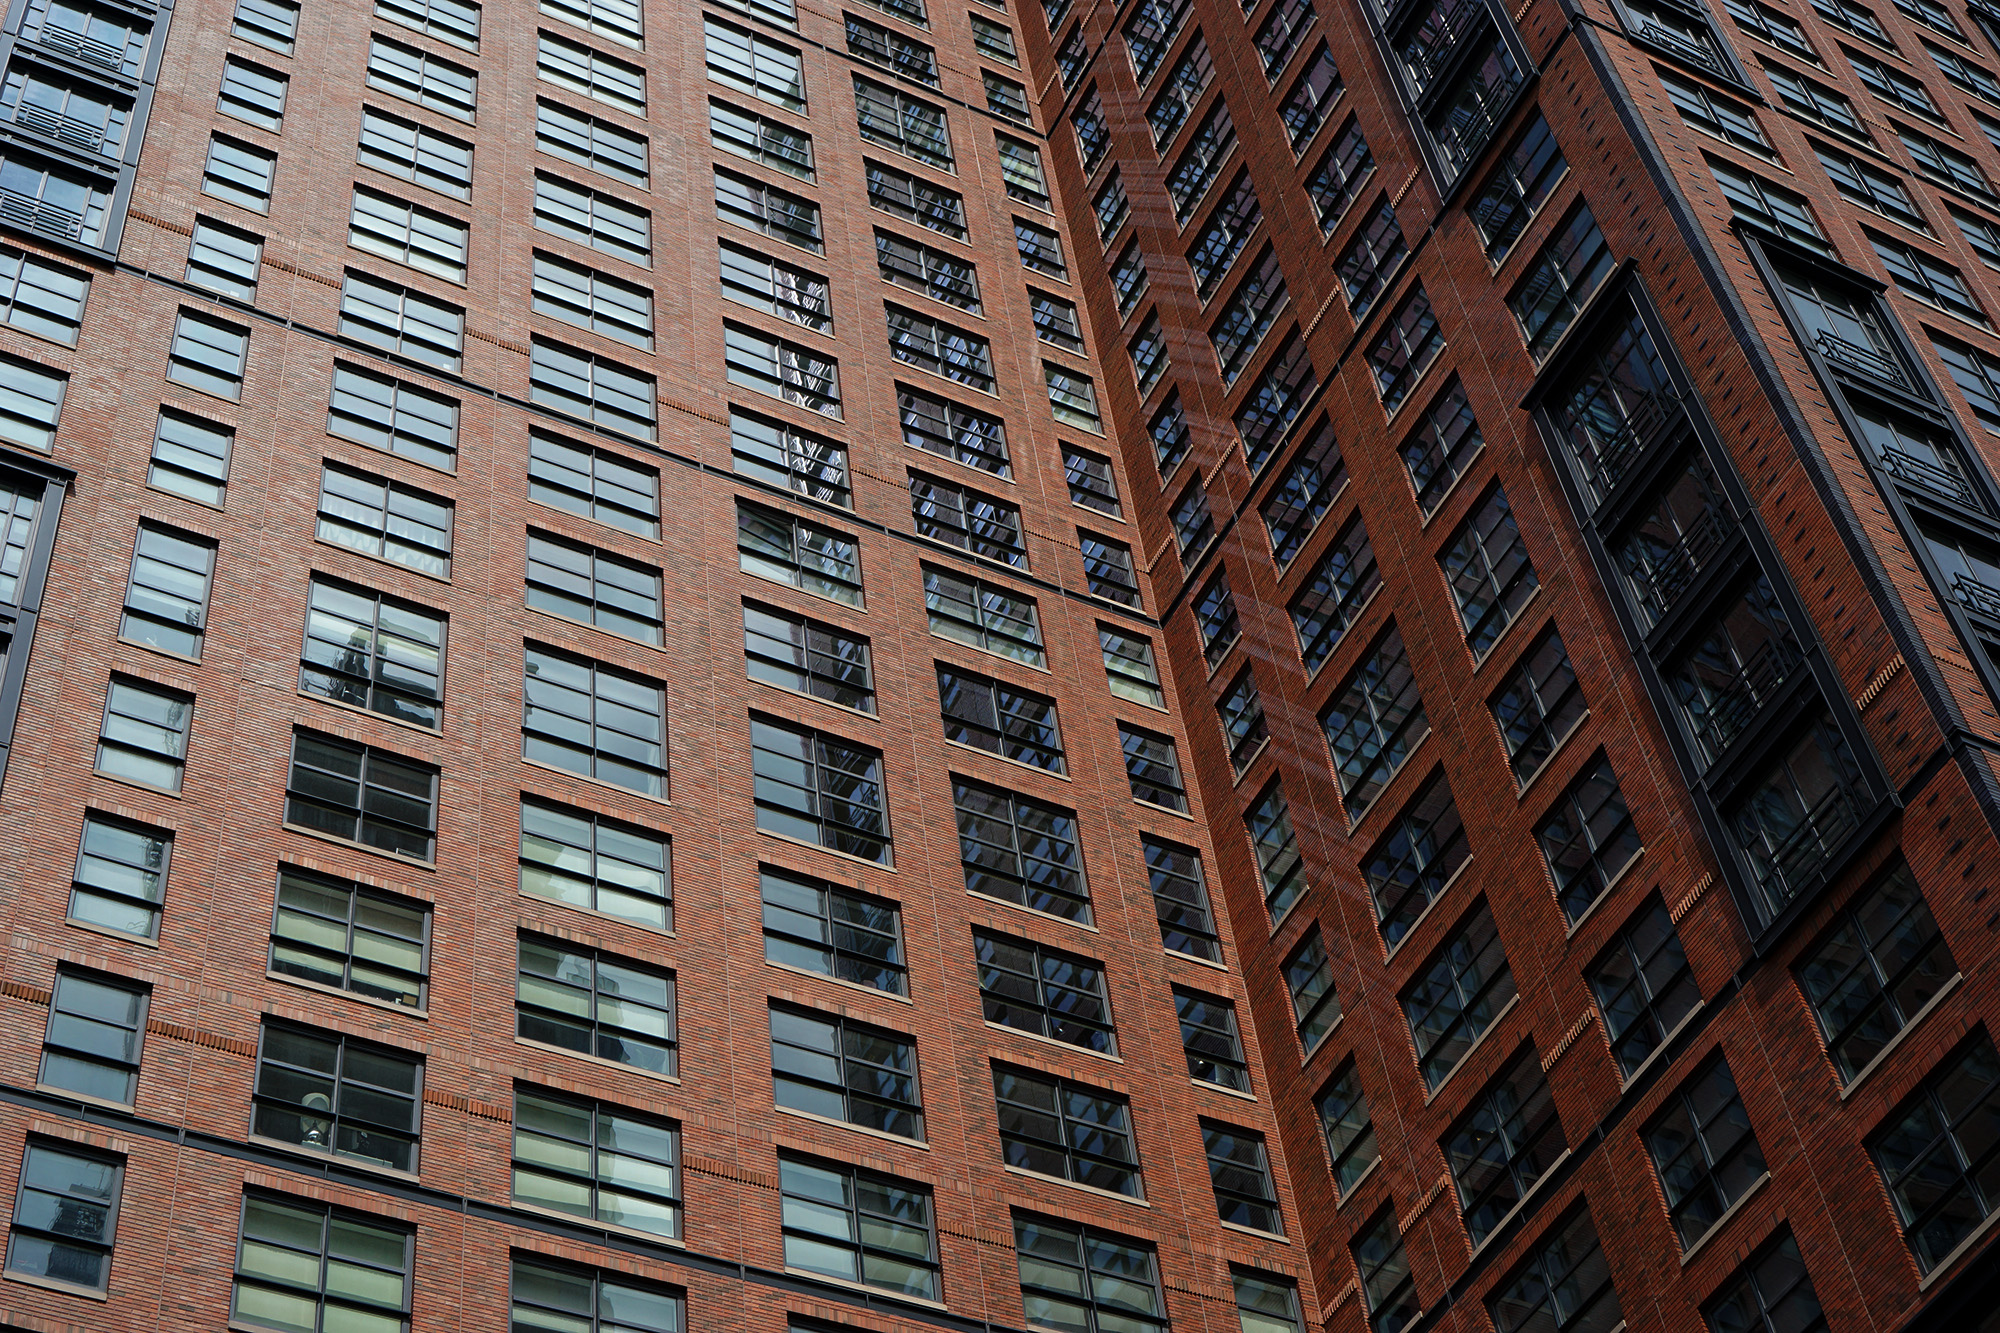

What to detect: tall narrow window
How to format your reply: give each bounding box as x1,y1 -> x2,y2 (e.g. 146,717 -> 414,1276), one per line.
1290,516 -> 1379,674
1795,862 -> 1956,1082
119,524 -> 213,659
6,1141 -> 121,1291
1146,835 -> 1218,960
1324,628 -> 1427,817
1353,1208 -> 1420,1332
1443,1047 -> 1564,1245
1403,903 -> 1516,1088
1537,755 -> 1641,923
1203,1123 -> 1282,1233
1868,1036 -> 2000,1271
1262,420 -> 1346,566
40,970 -> 145,1103
1368,286 -> 1444,413
1246,782 -> 1303,920
1491,629 -> 1585,784
1217,669 -> 1269,775
1441,486 -> 1536,657
1176,989 -> 1249,1092
1366,773 -> 1469,947
1644,1058 -> 1766,1250
1284,931 -> 1340,1053
1510,205 -> 1614,357
1319,1065 -> 1379,1196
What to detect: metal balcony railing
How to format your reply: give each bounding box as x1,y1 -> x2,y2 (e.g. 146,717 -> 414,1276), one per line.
32,26 -> 126,72
1628,506 -> 1731,620
1569,389 -> 1684,500
1750,784 -> 1859,917
1815,330 -> 1910,390
1880,446 -> 1977,507
10,102 -> 112,154
1686,635 -> 1804,764
1951,572 -> 2000,620
1637,20 -> 1724,71
0,189 -> 84,242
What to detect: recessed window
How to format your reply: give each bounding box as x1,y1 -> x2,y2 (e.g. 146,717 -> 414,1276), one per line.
369,33 -> 477,120
185,217 -> 262,300
70,814 -> 170,939
1402,901 -> 1515,1088
233,0 -> 299,50
232,1196 -> 411,1332
1080,530 -> 1140,606
771,1003 -> 924,1136
888,303 -> 995,392
1176,988 -> 1248,1091
910,471 -> 1024,565
316,462 -> 453,579
167,308 -> 249,400
512,1261 -> 682,1333
1122,0 -> 1188,81
1245,781 -> 1302,920
543,0 -> 642,44
1365,771 -> 1468,948
780,1156 -> 939,1297
148,410 -> 231,506
1488,1208 -> 1623,1332
1444,1046 -> 1563,1245
1013,1216 -> 1163,1333
119,523 -> 214,659
1701,1230 -> 1825,1333
252,1022 -> 421,1170
378,0 -> 480,47
1216,670 -> 1269,775
1203,1122 -> 1281,1233
1491,628 -> 1585,783
1234,331 -> 1316,472
1283,930 -> 1340,1054
745,601 -> 874,711
1353,1206 -> 1419,1331
725,323 -> 841,417
924,565 -> 1043,665
995,1065 -> 1139,1193
1189,173 -> 1261,298
1145,834 -> 1217,960
1261,419 -> 1345,566
300,577 -> 446,727
1101,625 -> 1163,707
1148,40 -> 1213,148
1015,216 -> 1065,277
513,1088 -> 681,1239
1368,285 -> 1445,413
1336,200 -> 1406,317
219,55 -> 288,128
530,429 -> 659,537
1661,69 -> 1771,156
1645,1058 -> 1766,1251
517,934 -> 675,1074
760,865 -> 905,993
96,676 -> 191,790
938,664 -> 1063,770
526,530 -> 662,643
1441,485 -> 1535,657
531,336 -> 657,438
900,383 -> 1008,474
867,158 -> 967,237
1210,248 -> 1288,386
1290,514 -> 1378,675
953,776 -> 1087,919
751,715 -> 891,861
1031,288 -> 1084,351
0,350 -> 65,452
997,134 -> 1049,207
349,188 -> 469,283
984,69 -> 1030,120
538,31 -> 640,113
977,929 -> 1116,1053
40,969 -> 145,1103
283,728 -> 438,859
1112,238 -> 1150,314
1323,627 -> 1427,817
271,866 -> 429,1008
1194,571 -> 1240,668
524,644 -> 666,797
720,240 -> 832,333
1589,896 -> 1700,1078
533,172 -> 651,265
972,12 -> 1017,62
202,133 -> 275,211
878,229 -> 980,312
737,500 -> 864,605
716,166 -> 820,252
520,797 -> 671,929
1318,1064 -> 1378,1196
1537,754 -> 1641,922
6,1140 -> 122,1291
706,16 -> 805,110
1796,862 -> 1955,1081
359,106 -> 475,200
1149,393 -> 1188,475
1166,101 -> 1235,221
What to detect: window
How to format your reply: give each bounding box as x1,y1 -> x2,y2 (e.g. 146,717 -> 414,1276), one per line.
1512,205 -> 1614,357
995,1066 -> 1139,1193
977,930 -> 1116,1052
1366,772 -> 1468,947
284,730 -> 436,859
1150,393 -> 1188,474
1097,625 -> 1160,708
369,33 -> 476,119
1111,240 -> 1150,316
526,530 -> 661,643
1177,988 -> 1248,1091
512,1262 -> 682,1333
1851,49 -> 1942,118
119,524 -> 213,659
746,602 -> 873,712
185,219 -> 261,300
737,501 -> 864,606
1955,207 -> 2000,269
1217,669 -> 1269,774
1354,1208 -> 1419,1332
860,0 -> 927,23
70,814 -> 169,939
1817,145 -> 1928,230
751,717 -> 891,862
1280,44 -> 1342,151
1194,572 -> 1241,667
0,244 -> 84,345
530,253 -> 653,350
954,777 -> 1087,918
1488,1208 -> 1623,1333
39,970 -> 144,1102
520,798 -> 671,928
1046,363 -> 1103,430
329,364 -> 459,472
1590,897 -> 1699,1077
924,565 -> 1044,665
1873,233 -> 1988,325
711,98 -> 814,179
1814,0 -> 1890,40
707,16 -> 806,110
1645,1058 -> 1766,1249
1148,40 -> 1213,147
1202,1124 -> 1281,1234
1335,201 -> 1407,318
1442,486 -> 1536,656
911,472 -> 1024,564
203,133 -> 275,211
1445,1048 -> 1564,1244
717,167 -> 821,252
316,462 -> 453,581
1896,0 -> 1962,38
1796,863 -> 1956,1081
1121,724 -> 1188,811
1764,63 -> 1865,135
1063,445 -> 1120,516
268,866 -> 426,1010
1291,516 -> 1379,674
6,1141 -> 121,1291
1284,930 -> 1340,1054
856,77 -> 951,167
359,107 -> 474,200
1938,333 -> 2000,430
379,0 -> 479,46
900,384 -> 1008,474
999,135 -> 1051,208
1491,629 -> 1585,784
867,159 -> 967,237
1031,289 -> 1083,351
725,324 -> 841,417
512,1090 -> 680,1235
253,1023 -> 420,1169
719,241 -> 832,333
974,14 -> 1018,63
1662,69 -> 1771,154
1325,628 -> 1427,817
339,270 -> 464,371
1054,24 -> 1089,84
219,55 -> 287,128
1210,248 -> 1288,386
1016,217 -> 1066,277
1538,755 -> 1641,921
878,230 -> 980,312
761,865 -> 906,993
1307,119 -> 1373,234
771,1004 -> 923,1137
1188,174 -> 1260,299
1873,1033 -> 2000,1270
523,645 -> 665,797
530,337 -> 657,439
1702,1231 -> 1827,1333
167,309 -> 248,400
1082,532 -> 1141,606
1167,480 -> 1214,569
96,677 -> 190,790
301,577 -> 448,729
531,430 -> 658,537
1261,420 -> 1345,565
1726,0 -> 1817,56
1468,114 -> 1564,260
780,1156 -> 939,1297
986,70 -> 1031,121
1711,158 -> 1830,254
1147,835 -> 1218,959
1167,101 -> 1235,220
1123,0 -> 1189,82
889,304 -> 995,391
350,189 -> 469,284
234,0 -> 298,50
540,31 -> 642,113
232,1195 -> 411,1333
149,409 -> 232,505
1235,331 -> 1317,472
1928,40 -> 2000,98
939,664 -> 1064,770
1403,902 -> 1516,1088
1319,1065 -> 1379,1195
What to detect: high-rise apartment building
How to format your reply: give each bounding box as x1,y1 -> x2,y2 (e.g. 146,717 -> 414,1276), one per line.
0,0 -> 1992,1321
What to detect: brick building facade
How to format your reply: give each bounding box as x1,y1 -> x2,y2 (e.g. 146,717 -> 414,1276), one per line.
0,0 -> 1990,1323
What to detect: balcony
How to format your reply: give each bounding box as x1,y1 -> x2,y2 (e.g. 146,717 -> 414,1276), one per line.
0,188 -> 84,242
1815,329 -> 1910,391
1951,571 -> 2000,620
1637,20 -> 1724,72
29,27 -> 126,74
1680,635 -> 1804,766
1566,388 -> 1684,501
1745,783 -> 1859,919
1623,506 -> 1732,623
8,102 -> 113,154
1880,445 -> 1977,507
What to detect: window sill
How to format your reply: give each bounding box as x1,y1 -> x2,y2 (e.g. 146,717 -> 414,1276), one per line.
65,917 -> 161,949
1002,1164 -> 1148,1206
1381,855 -> 1477,966
780,1268 -> 952,1313
34,1084 -> 136,1115
525,602 -> 668,649
267,968 -> 428,1019
1564,849 -> 1645,941
1220,1220 -> 1289,1244
968,889 -> 1096,931
1839,971 -> 1963,1100
1335,1156 -> 1382,1210
1466,1150 -> 1573,1261
1619,999 -> 1708,1093
751,675 -> 880,722
1422,992 -> 1522,1106
757,827 -> 895,872
946,737 -> 1070,780
766,958 -> 915,1004
296,687 -> 443,738
4,1270 -> 108,1301
522,756 -> 671,809
1194,1076 -> 1257,1102
984,1019 -> 1122,1063
1513,712 -> 1591,802
738,563 -> 869,616
519,888 -> 677,940
1131,797 -> 1194,821
774,1103 -> 929,1149
1230,736 -> 1273,787
1679,1171 -> 1771,1265
310,533 -> 453,586
515,1035 -> 681,1085
1918,1195 -> 2000,1289
511,1199 -> 686,1248
93,770 -> 183,801
1468,585 -> 1543,673
281,822 -> 436,871
247,1134 -> 422,1183
1164,947 -> 1230,972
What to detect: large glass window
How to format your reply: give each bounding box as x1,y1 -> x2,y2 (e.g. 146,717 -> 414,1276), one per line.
39,969 -> 144,1103
780,1156 -> 939,1297
994,1066 -> 1140,1195
300,578 -> 445,729
252,1023 -> 421,1171
977,930 -> 1116,1053
271,868 -> 428,1008
1443,1047 -> 1564,1245
760,865 -> 906,994
5,1141 -> 121,1291
1402,903 -> 1516,1088
512,1089 -> 679,1237
1014,1216 -> 1164,1333
750,716 -> 891,862
1644,1058 -> 1766,1250
517,935 -> 675,1075
771,1004 -> 923,1137
231,1196 -> 411,1333
520,798 -> 671,929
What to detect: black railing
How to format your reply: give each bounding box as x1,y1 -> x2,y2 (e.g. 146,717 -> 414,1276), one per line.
1567,388 -> 1684,501
1880,446 -> 1977,507
1749,784 -> 1859,918
1638,20 -> 1724,71
1627,507 -> 1731,622
1816,330 -> 1910,390
1951,572 -> 2000,620
1685,635 -> 1803,764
